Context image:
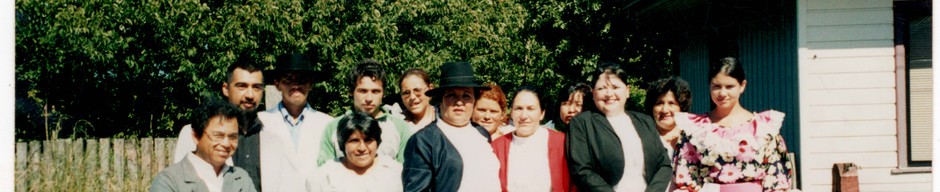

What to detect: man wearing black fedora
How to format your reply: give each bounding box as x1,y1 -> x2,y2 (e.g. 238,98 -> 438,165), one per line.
256,53 -> 335,191
402,61 -> 501,192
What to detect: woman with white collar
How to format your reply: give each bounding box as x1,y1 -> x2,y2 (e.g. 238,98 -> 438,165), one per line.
492,86 -> 573,192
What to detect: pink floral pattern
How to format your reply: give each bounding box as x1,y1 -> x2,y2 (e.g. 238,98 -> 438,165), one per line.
672,110 -> 792,192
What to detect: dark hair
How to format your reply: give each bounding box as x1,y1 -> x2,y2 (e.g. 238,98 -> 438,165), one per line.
399,68 -> 431,92
190,99 -> 245,138
227,54 -> 264,83
550,82 -> 594,131
349,59 -> 387,92
514,85 -> 546,112
708,57 -> 746,83
644,76 -> 693,114
336,111 -> 383,153
592,62 -> 631,87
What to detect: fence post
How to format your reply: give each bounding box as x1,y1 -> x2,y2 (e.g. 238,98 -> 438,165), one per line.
85,139 -> 98,191
70,139 -> 84,189
41,140 -> 53,191
98,138 -> 110,191
126,139 -> 139,192
166,138 -> 177,166
28,141 -> 40,191
15,142 -> 26,192
113,139 -> 124,192
141,138 -> 153,190
154,138 -> 165,173
56,139 -> 67,190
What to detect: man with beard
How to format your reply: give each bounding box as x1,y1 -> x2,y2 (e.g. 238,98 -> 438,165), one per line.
255,52 -> 334,191
172,55 -> 265,191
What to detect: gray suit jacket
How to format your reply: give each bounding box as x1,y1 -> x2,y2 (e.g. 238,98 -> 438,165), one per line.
150,155 -> 257,192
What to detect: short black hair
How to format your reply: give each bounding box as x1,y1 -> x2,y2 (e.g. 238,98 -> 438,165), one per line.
349,59 -> 387,92
190,99 -> 245,138
336,111 -> 383,153
592,62 -> 631,87
227,54 -> 264,83
550,82 -> 594,131
645,76 -> 693,114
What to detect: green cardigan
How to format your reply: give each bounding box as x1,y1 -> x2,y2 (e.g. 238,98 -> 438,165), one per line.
317,109 -> 412,166
565,110 -> 673,192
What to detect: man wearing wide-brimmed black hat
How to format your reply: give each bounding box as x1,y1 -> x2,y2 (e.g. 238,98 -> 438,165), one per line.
402,61 -> 501,192
255,52 -> 335,192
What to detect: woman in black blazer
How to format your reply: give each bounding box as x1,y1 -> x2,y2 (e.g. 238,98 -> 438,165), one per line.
566,63 -> 673,192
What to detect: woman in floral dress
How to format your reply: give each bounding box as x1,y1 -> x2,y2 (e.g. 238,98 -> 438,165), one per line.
672,57 -> 792,192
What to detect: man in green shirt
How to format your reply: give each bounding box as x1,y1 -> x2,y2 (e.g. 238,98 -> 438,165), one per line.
318,59 -> 412,166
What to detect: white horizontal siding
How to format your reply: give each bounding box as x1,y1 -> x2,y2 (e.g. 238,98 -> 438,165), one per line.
797,0 -> 932,191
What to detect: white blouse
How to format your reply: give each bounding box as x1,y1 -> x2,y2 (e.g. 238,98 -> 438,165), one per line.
319,155 -> 403,192
507,127 -> 552,192
438,120 -> 501,192
607,113 -> 647,191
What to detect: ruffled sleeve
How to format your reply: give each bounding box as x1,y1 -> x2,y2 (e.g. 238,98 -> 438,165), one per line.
754,110 -> 785,136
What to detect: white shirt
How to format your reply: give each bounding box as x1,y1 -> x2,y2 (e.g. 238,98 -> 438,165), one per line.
507,127 -> 552,192
186,153 -> 228,192
437,120 -> 501,192
607,113 -> 647,191
320,156 -> 404,192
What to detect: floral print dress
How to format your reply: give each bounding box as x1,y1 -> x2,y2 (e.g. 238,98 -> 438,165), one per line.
672,110 -> 792,192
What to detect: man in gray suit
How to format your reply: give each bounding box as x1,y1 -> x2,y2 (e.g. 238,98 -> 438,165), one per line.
151,99 -> 256,192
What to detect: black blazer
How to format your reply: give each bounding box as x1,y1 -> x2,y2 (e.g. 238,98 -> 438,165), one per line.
402,120 -> 492,192
565,110 -> 673,192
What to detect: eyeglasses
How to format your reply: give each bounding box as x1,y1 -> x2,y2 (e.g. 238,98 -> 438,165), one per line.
206,132 -> 239,143
401,87 -> 428,97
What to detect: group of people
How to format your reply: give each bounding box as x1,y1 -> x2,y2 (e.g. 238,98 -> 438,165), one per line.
150,52 -> 793,192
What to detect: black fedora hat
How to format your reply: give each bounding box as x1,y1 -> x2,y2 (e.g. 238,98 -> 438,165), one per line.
266,52 -> 319,83
426,61 -> 490,97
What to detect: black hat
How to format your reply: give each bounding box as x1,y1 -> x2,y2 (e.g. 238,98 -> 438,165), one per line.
266,52 -> 319,82
426,61 -> 490,97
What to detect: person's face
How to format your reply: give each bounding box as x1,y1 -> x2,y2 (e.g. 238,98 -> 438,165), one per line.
193,116 -> 239,170
593,74 -> 630,115
343,130 -> 378,171
510,91 -> 544,137
709,73 -> 746,110
353,77 -> 385,117
440,87 -> 475,127
275,73 -> 312,108
400,75 -> 432,117
558,91 -> 584,125
222,68 -> 265,111
653,91 -> 682,131
472,98 -> 504,133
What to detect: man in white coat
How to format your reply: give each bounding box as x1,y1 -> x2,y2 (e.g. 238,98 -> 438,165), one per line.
256,52 -> 334,191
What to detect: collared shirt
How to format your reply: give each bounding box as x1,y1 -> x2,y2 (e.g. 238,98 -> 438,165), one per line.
186,153 -> 229,192
507,127 -> 552,192
437,120 -> 501,192
320,155 -> 404,192
278,102 -> 314,148
607,113 -> 647,191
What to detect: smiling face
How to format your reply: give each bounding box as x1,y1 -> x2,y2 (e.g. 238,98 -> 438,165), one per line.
472,98 -> 504,133
593,74 -> 630,116
558,91 -> 584,125
652,91 -> 682,131
193,116 -> 239,171
275,73 -> 312,108
510,91 -> 544,137
709,73 -> 746,111
440,87 -> 476,127
400,75 -> 432,118
353,77 -> 385,117
343,130 -> 377,172
222,68 -> 264,111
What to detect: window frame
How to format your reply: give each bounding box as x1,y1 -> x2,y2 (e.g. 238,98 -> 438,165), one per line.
893,0 -> 932,174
